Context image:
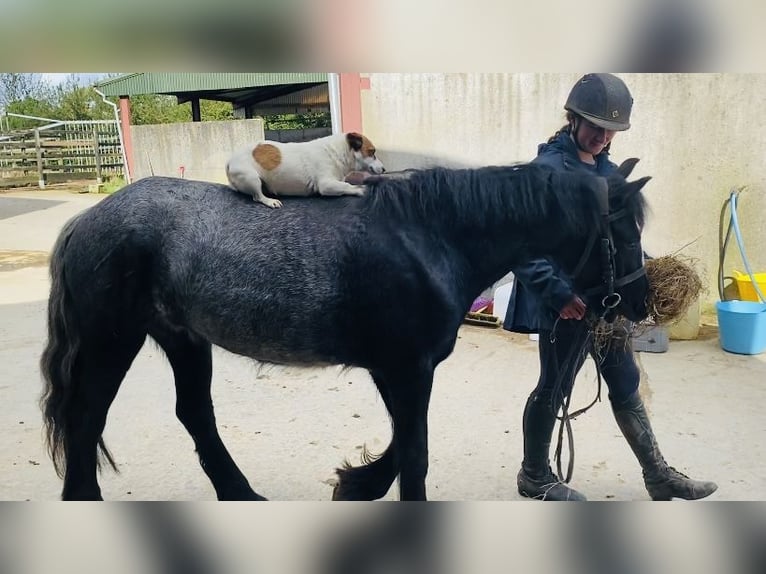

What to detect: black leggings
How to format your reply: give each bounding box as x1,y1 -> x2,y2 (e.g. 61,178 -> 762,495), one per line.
532,319 -> 640,410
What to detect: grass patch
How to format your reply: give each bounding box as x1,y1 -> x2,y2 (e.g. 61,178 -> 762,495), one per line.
100,177 -> 128,194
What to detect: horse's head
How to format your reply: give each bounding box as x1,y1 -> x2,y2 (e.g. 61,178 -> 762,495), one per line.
566,158 -> 651,323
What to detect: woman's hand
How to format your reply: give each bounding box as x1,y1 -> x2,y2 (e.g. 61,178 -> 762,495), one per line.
344,171 -> 372,185
559,295 -> 587,320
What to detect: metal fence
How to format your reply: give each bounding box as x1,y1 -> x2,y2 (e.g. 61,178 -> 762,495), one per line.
0,116 -> 125,188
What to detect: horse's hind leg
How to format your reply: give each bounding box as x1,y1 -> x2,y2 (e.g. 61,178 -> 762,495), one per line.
333,370 -> 400,501
61,335 -> 146,500
149,324 -> 265,500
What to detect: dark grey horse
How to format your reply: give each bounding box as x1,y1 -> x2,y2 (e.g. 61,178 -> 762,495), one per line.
40,160 -> 650,500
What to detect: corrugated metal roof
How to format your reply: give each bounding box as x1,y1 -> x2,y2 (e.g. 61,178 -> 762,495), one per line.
95,73 -> 328,96
259,83 -> 329,107
244,83 -> 330,115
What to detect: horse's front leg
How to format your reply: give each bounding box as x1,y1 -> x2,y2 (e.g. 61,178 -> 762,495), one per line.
388,362 -> 435,501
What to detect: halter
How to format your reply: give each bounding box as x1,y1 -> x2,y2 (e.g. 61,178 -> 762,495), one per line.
569,177 -> 646,314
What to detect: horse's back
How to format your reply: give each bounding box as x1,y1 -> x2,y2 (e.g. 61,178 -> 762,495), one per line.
59,178 -> 374,362
58,176 -> 464,367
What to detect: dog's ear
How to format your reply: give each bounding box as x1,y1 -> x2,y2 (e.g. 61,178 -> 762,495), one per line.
346,132 -> 364,151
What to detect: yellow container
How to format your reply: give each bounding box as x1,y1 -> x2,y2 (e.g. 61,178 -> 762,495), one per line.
733,271 -> 766,302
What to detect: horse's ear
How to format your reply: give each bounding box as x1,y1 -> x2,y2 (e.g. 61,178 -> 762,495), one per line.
620,175 -> 652,206
629,175 -> 652,194
616,158 -> 640,179
610,175 -> 651,205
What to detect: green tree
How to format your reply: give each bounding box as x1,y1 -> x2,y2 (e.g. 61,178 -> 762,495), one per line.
0,73 -> 52,108
1,73 -> 58,128
127,95 -> 235,124
56,81 -> 116,121
4,98 -> 59,129
128,94 -> 190,125
200,99 -> 234,121
263,111 -> 331,130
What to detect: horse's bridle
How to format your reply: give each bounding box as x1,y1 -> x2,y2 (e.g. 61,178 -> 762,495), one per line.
552,177 -> 647,484
569,177 -> 646,316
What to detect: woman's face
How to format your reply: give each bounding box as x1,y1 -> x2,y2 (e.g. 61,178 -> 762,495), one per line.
574,118 -> 616,156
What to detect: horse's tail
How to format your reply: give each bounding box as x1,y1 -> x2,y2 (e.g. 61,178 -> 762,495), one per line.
40,214 -> 118,478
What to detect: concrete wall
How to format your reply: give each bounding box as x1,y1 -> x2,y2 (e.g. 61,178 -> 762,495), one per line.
361,73 -> 766,311
130,119 -> 265,183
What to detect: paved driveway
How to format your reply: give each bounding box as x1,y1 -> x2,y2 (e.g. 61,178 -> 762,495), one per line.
0,196 -> 64,220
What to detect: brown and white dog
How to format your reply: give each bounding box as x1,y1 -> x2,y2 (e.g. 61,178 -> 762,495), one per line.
225,132 -> 385,208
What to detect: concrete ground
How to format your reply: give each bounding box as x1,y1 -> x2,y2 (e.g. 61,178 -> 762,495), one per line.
2,185 -> 765,501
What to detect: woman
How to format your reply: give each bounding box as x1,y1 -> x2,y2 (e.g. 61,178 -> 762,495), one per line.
504,73 -> 718,501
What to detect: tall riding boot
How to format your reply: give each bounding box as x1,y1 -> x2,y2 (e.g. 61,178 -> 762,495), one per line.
517,394 -> 587,501
612,391 -> 718,501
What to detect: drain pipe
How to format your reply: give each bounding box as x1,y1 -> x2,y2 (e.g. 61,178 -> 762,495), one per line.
327,73 -> 342,134
94,87 -> 131,184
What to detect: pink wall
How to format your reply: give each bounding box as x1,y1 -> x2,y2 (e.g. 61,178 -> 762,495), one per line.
338,73 -> 370,133
119,96 -> 134,180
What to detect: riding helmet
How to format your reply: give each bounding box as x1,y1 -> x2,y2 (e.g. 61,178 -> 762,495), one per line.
564,73 -> 633,131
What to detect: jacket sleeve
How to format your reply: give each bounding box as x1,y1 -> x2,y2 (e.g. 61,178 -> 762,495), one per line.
512,257 -> 575,313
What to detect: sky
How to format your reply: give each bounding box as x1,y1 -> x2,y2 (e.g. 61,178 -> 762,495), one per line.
40,73 -> 111,86
41,73 -> 69,84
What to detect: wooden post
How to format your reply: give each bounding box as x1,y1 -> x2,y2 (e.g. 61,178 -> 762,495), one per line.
92,125 -> 103,184
34,129 -> 45,189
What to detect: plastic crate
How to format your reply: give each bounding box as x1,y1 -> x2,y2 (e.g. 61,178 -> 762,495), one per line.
631,325 -> 669,353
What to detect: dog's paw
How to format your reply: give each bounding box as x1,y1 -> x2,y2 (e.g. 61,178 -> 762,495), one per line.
260,197 -> 283,208
347,185 -> 366,196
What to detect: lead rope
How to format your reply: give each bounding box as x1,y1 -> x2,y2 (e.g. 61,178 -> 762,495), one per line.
549,312 -> 611,484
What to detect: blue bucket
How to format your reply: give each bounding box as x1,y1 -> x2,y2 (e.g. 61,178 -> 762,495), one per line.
716,300 -> 766,355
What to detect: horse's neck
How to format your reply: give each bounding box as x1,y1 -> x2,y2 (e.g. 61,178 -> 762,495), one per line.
432,188 -> 569,297
454,229 -> 537,298
383,167 -> 578,298
424,207 -> 541,300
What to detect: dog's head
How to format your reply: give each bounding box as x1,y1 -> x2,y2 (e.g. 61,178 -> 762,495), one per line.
346,132 -> 385,174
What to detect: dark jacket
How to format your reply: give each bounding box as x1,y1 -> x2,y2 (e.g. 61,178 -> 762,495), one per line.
503,131 -> 617,333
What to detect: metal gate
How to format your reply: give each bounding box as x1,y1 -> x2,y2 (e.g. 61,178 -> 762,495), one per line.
0,114 -> 127,188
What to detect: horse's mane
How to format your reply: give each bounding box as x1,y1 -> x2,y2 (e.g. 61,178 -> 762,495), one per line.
365,164 -> 606,238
